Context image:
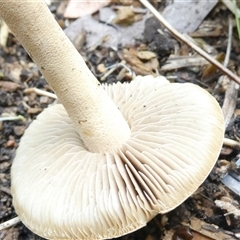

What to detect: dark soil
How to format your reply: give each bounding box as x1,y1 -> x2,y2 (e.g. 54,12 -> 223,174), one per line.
1,1 -> 240,240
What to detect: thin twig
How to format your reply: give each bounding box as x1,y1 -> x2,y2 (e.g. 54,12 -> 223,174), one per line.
0,115 -> 26,122
139,0 -> 240,84
223,17 -> 233,68
24,87 -> 57,99
0,217 -> 20,231
214,17 -> 233,91
0,186 -> 11,195
223,137 -> 240,149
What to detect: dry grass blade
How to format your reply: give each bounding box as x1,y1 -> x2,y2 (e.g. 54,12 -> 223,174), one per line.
139,0 -> 240,84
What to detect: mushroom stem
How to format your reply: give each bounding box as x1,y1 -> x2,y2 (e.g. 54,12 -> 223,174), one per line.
0,1 -> 131,153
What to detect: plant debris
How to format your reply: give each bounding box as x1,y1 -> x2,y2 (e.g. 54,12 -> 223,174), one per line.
1,1 -> 240,239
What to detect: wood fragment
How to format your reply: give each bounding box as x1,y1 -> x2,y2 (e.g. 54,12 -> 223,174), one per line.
0,81 -> 21,92
215,199 -> 240,218
24,88 -> 57,99
188,217 -> 235,240
222,80 -> 239,128
0,217 -> 20,231
161,55 -> 211,71
223,138 -> 240,149
0,186 -> 11,195
27,107 -> 42,115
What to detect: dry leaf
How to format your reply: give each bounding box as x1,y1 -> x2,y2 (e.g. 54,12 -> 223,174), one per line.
202,53 -> 225,79
122,48 -> 152,75
27,107 -> 42,115
1,61 -> 23,83
137,51 -> 156,60
144,58 -> 159,71
163,228 -> 213,240
0,81 -> 21,92
192,231 -> 213,240
189,217 -> 235,240
162,0 -> 218,33
215,198 -> 240,218
0,228 -> 19,240
64,12 -> 149,48
111,0 -> 135,5
64,0 -> 110,18
112,6 -> 136,25
190,21 -> 223,37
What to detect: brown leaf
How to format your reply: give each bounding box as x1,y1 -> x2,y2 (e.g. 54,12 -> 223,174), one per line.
144,58 -> 159,71
137,51 -> 156,60
112,6 -> 136,25
64,12 -> 148,49
192,231 -> 213,240
189,217 -> 235,240
122,48 -> 152,75
1,228 -> 19,240
0,81 -> 21,92
202,53 -> 225,79
27,107 -> 42,115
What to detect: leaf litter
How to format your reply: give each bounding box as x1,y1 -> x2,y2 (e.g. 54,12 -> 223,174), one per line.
1,1 -> 240,239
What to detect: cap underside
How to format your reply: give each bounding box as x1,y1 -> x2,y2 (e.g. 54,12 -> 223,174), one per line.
11,76 -> 224,239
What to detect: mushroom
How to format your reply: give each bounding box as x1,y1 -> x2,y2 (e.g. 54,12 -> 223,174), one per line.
0,1 -> 224,240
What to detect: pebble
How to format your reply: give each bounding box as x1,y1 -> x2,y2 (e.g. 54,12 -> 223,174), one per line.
6,139 -> 15,148
13,125 -> 25,136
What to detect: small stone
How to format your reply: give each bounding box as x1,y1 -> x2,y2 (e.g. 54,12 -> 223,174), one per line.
97,64 -> 107,73
13,125 -> 25,136
40,96 -> 49,104
6,139 -> 15,148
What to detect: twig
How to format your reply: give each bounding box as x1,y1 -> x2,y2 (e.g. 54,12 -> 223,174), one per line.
214,17 -> 233,91
100,64 -> 118,82
0,217 -> 20,231
0,115 -> 26,122
0,186 -> 11,195
24,87 -> 57,99
161,55 -> 211,71
223,17 -> 233,68
223,137 -> 240,149
100,61 -> 134,81
139,0 -> 240,84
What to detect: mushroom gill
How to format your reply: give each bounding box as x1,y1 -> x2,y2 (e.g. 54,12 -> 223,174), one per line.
11,76 -> 224,239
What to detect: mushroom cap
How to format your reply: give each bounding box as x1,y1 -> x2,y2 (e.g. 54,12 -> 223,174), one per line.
11,76 -> 224,239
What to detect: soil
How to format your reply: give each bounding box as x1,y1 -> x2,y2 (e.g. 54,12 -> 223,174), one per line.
1,1 -> 240,240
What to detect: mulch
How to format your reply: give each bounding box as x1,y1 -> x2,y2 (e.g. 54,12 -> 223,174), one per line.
1,1 -> 240,240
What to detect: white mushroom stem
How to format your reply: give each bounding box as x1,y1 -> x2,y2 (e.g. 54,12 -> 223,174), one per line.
0,1 -> 130,153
